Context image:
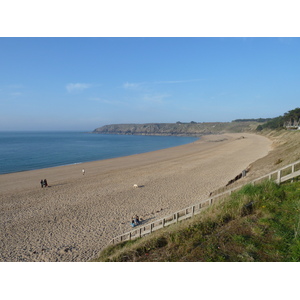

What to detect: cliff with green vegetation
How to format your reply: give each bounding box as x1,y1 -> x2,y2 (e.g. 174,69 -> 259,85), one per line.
93,121 -> 259,136
93,108 -> 300,135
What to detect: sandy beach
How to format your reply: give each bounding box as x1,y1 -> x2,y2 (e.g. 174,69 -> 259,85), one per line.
0,133 -> 272,262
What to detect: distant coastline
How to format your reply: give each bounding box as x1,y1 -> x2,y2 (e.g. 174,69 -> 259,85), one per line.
93,121 -> 260,136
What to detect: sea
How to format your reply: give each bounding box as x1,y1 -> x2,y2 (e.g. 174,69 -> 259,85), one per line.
0,132 -> 198,175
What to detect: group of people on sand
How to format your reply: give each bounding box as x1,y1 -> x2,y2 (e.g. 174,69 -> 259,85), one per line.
40,179 -> 48,188
131,215 -> 140,227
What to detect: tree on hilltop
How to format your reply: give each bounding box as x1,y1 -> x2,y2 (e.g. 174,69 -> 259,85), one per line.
256,107 -> 300,131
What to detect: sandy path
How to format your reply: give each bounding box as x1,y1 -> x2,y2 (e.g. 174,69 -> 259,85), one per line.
0,133 -> 272,261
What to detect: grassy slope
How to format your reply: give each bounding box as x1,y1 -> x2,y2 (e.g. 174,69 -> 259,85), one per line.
92,129 -> 300,262
94,180 -> 300,262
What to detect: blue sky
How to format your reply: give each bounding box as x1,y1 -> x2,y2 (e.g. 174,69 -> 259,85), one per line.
1,37 -> 300,131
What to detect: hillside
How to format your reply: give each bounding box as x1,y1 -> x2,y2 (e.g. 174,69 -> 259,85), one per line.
93,121 -> 259,136
93,108 -> 300,135
94,180 -> 300,262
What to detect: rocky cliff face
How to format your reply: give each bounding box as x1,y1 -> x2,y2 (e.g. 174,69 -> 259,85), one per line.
93,122 -> 257,136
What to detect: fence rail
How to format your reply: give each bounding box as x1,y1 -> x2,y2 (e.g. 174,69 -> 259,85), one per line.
109,158 -> 300,245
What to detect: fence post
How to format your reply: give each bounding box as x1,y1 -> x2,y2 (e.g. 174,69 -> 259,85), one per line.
139,228 -> 142,238
192,206 -> 195,216
292,164 -> 295,182
162,218 -> 165,228
129,232 -> 131,240
176,212 -> 179,223
278,170 -> 282,184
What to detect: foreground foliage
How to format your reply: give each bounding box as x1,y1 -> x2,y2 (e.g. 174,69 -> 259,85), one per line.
94,180 -> 300,262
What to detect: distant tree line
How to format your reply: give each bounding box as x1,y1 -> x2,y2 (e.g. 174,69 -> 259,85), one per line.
232,118 -> 272,123
176,121 -> 198,124
256,107 -> 300,131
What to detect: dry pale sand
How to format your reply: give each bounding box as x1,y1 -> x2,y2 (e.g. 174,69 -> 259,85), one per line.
0,133 -> 272,262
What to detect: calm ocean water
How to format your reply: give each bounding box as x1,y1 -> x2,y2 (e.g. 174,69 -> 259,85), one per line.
0,132 -> 198,175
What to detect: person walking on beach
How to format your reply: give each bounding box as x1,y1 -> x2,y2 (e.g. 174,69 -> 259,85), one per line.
82,169 -> 85,175
40,179 -> 44,188
43,179 -> 48,187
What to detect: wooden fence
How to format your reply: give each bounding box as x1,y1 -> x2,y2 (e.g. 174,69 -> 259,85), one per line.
109,159 -> 300,245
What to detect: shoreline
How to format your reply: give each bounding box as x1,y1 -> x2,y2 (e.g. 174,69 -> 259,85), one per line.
0,133 -> 273,261
0,133 -> 199,176
1,136 -> 201,193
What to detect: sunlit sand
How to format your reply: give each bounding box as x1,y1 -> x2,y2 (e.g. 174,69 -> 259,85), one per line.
0,133 -> 272,261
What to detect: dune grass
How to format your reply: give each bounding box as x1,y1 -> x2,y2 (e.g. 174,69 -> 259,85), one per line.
93,179 -> 300,262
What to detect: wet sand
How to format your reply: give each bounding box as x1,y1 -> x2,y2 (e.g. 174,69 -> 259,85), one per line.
0,133 -> 272,261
